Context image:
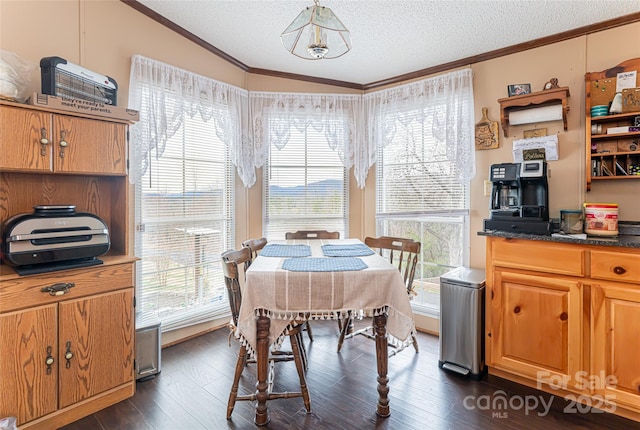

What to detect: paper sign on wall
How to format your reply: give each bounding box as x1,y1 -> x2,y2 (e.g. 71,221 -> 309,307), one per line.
512,135 -> 558,162
616,71 -> 637,93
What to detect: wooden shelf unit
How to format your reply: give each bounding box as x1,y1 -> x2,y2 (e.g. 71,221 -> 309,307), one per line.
498,86 -> 570,137
585,58 -> 640,191
0,99 -> 137,429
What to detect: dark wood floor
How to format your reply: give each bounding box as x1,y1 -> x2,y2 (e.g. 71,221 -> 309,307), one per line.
61,321 -> 636,430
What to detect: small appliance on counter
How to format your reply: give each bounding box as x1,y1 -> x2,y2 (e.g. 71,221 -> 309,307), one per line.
483,160 -> 555,235
1,205 -> 110,275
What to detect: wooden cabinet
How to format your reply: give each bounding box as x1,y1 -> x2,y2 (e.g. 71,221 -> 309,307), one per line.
489,270 -> 583,385
485,236 -> 640,421
591,282 -> 640,412
487,239 -> 584,387
590,250 -> 640,412
0,100 -> 136,429
0,105 -> 126,175
585,58 -> 640,191
0,284 -> 134,426
0,305 -> 58,423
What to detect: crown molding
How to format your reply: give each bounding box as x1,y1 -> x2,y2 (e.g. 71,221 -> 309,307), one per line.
121,1 -> 640,91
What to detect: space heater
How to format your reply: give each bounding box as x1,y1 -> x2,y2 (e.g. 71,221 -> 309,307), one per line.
40,56 -> 118,105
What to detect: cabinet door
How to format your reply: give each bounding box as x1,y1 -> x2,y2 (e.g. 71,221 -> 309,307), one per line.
490,270 -> 583,385
0,305 -> 58,426
53,115 -> 127,175
591,283 -> 640,412
0,106 -> 52,171
58,288 -> 134,408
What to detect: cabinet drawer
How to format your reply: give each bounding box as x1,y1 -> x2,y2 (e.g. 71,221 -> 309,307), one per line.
591,250 -> 640,284
491,238 -> 585,276
0,262 -> 134,313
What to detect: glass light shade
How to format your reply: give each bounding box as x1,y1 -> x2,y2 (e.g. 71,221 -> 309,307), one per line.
281,2 -> 351,60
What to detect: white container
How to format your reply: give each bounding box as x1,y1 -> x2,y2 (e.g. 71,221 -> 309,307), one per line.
584,203 -> 618,236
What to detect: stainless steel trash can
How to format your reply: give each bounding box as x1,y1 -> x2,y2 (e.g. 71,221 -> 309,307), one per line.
438,267 -> 486,380
136,316 -> 162,381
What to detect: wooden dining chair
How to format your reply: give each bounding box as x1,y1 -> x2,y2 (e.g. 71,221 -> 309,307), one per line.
241,237 -> 268,270
242,237 -> 311,360
336,236 -> 421,356
221,248 -> 311,419
285,230 -> 340,240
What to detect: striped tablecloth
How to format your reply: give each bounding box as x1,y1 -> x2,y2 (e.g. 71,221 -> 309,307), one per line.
238,238 -> 415,353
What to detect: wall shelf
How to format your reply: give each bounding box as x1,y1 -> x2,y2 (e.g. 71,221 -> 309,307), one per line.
585,58 -> 640,191
497,87 -> 570,137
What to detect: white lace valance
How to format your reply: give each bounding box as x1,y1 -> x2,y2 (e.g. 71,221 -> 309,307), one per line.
363,68 -> 475,184
128,57 -> 474,188
127,55 -> 254,186
249,91 -> 366,186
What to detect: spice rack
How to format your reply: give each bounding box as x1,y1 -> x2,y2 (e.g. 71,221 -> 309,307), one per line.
585,58 -> 640,191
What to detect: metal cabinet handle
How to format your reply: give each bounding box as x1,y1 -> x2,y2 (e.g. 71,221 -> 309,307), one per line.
59,130 -> 68,158
45,346 -> 54,375
39,128 -> 49,156
40,282 -> 75,296
65,341 -> 73,368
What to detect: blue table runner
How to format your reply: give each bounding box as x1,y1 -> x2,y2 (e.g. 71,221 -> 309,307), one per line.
321,243 -> 375,257
261,244 -> 312,258
282,257 -> 368,272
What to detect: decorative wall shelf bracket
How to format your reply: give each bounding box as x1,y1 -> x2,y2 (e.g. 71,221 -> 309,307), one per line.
498,87 -> 570,137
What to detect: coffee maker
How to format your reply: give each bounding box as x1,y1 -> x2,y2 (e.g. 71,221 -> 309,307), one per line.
483,160 -> 553,234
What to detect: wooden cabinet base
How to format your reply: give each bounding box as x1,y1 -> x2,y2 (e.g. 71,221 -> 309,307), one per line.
485,236 -> 640,423
20,382 -> 135,430
489,367 -> 640,422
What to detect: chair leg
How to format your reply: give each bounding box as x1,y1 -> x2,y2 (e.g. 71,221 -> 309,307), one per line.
411,333 -> 419,353
290,329 -> 311,413
227,345 -> 248,419
304,321 -> 314,342
296,331 -> 308,371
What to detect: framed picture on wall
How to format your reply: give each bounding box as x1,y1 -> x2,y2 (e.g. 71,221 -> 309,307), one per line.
507,84 -> 531,97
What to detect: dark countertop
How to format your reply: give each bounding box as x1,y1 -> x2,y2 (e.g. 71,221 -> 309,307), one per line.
478,229 -> 640,249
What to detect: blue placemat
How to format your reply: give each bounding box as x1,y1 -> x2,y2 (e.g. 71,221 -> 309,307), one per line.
260,244 -> 311,258
282,257 -> 368,272
321,243 -> 375,257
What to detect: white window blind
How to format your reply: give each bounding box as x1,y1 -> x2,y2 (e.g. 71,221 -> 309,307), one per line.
135,107 -> 235,331
264,120 -> 348,240
376,104 -> 467,215
372,70 -> 474,315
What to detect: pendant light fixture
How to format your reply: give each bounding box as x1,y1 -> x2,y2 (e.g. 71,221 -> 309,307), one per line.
281,0 -> 352,60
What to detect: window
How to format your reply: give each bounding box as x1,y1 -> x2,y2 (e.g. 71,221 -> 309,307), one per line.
263,120 -> 349,239
371,70 -> 474,316
135,109 -> 235,331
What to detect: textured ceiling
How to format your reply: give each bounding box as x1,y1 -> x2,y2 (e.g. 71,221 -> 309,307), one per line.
136,0 -> 640,85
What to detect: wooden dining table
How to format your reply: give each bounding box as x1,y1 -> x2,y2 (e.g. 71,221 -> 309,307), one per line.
236,238 -> 416,425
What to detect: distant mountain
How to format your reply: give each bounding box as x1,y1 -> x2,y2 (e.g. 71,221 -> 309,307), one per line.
270,179 -> 342,197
